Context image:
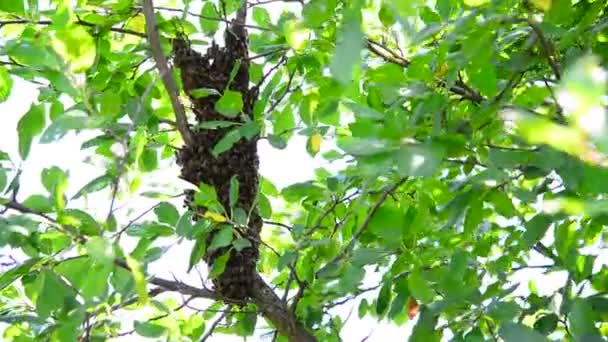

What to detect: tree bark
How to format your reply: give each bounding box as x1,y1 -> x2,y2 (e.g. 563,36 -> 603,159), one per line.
252,275 -> 317,342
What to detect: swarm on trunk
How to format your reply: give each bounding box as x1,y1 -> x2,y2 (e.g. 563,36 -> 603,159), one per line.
173,8 -> 261,301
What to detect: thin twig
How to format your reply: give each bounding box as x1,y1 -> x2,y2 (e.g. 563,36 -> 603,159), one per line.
316,177 -> 408,276
138,5 -> 273,31
366,38 -> 483,103
248,0 -> 304,7
112,201 -> 164,243
264,68 -> 296,115
106,73 -> 158,223
255,55 -> 287,89
264,220 -> 292,230
247,47 -> 289,61
142,0 -> 193,146
1,200 -> 84,241
199,312 -> 227,342
527,19 -> 561,80
0,19 -> 146,37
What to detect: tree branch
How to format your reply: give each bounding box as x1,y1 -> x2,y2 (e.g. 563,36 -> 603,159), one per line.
251,275 -> 317,342
142,0 -> 193,146
140,5 -> 273,31
0,19 -> 146,37
366,38 -> 484,104
527,19 -> 561,80
199,311 -> 227,342
316,177 -> 408,276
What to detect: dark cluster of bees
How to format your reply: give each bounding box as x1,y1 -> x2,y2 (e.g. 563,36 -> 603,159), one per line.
173,18 -> 261,301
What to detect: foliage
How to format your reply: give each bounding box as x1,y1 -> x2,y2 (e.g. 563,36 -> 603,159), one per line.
0,0 -> 607,341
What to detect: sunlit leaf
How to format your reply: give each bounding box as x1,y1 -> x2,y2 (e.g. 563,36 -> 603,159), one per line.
209,251 -> 230,279
499,322 -> 548,342
283,20 -> 310,52
208,226 -> 233,251
125,255 -> 148,305
17,104 -> 46,160
215,90 -> 244,118
330,5 -> 363,84
0,66 -> 13,102
51,25 -> 96,72
200,2 -> 219,34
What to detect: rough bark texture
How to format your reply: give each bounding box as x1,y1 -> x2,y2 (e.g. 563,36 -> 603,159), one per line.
172,5 -> 316,341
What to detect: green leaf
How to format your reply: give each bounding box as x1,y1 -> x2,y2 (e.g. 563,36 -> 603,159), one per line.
229,176 -> 240,208
177,211 -> 194,238
258,193 -> 272,218
208,226 -> 234,252
213,129 -> 242,156
23,194 -> 53,213
283,20 -> 311,52
233,208 -> 247,226
303,0 -> 336,28
17,104 -> 46,160
209,251 -> 230,279
466,60 -> 497,97
534,314 -> 558,335
195,120 -> 238,130
7,41 -> 54,68
499,322 -> 548,342
51,25 -> 96,72
368,204 -> 404,242
0,258 -> 41,291
154,202 -> 179,226
568,298 -> 600,338
41,166 -> 68,211
408,270 -> 435,304
191,87 -> 221,99
522,214 -> 552,249
394,143 -> 445,177
410,308 -> 440,342
0,66 -> 13,102
268,134 -> 287,149
125,255 -> 149,304
253,7 -> 271,26
0,169 -> 6,193
129,127 -> 147,164
340,263 -> 365,292
488,301 -> 521,322
236,312 -> 257,337
134,321 -> 166,338
36,270 -> 74,318
215,90 -> 243,118
40,110 -> 89,143
138,148 -> 158,172
557,55 -> 608,150
376,281 -> 392,316
223,0 -> 244,14
232,238 -> 252,252
0,0 -> 24,14
330,6 -> 363,84
126,223 -> 174,238
378,3 -> 396,26
200,2 -> 219,34
239,121 -> 260,140
188,237 -> 206,272
195,183 -> 219,204
85,236 -> 114,265
72,174 -> 113,199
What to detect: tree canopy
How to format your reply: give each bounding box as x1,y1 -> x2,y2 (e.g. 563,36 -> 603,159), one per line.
0,0 -> 607,341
